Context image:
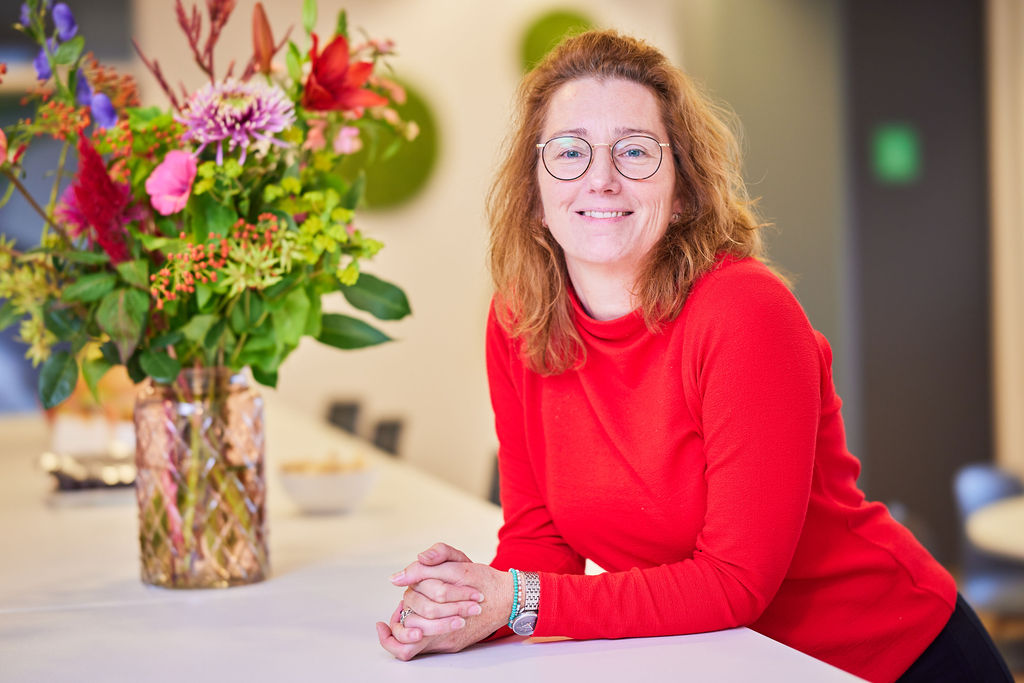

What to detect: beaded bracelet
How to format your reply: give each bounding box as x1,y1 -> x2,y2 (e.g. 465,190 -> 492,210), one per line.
508,568 -> 520,629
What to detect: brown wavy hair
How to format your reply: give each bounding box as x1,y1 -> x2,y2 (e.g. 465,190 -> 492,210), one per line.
487,29 -> 768,375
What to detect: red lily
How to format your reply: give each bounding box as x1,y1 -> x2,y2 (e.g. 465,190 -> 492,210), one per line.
302,33 -> 388,112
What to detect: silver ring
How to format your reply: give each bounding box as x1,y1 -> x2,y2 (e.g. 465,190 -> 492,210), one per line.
399,607 -> 414,626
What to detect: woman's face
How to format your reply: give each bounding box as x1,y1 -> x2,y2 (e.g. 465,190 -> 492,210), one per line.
537,77 -> 680,281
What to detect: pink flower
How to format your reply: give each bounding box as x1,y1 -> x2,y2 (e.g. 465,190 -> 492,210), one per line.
0,128 -> 6,165
333,126 -> 362,155
145,150 -> 197,216
303,117 -> 327,151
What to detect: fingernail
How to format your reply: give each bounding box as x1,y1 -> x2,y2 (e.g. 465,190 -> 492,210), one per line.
420,549 -> 437,559
468,604 -> 482,616
389,571 -> 405,583
452,617 -> 466,630
473,592 -> 485,602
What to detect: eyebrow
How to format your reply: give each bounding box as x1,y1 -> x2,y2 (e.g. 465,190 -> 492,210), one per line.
547,126 -> 660,138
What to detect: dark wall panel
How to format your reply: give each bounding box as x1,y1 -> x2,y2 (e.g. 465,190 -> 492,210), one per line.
844,0 -> 990,563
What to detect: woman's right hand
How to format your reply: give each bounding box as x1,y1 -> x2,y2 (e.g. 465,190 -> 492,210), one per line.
387,543 -> 490,643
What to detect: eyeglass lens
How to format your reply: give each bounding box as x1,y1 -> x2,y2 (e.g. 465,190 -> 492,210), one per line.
541,135 -> 664,181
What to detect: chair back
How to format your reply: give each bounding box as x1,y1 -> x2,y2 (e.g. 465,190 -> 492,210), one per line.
955,463 -> 1024,521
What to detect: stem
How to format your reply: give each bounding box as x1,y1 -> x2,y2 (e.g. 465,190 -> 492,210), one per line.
45,141 -> 70,222
1,168 -> 73,244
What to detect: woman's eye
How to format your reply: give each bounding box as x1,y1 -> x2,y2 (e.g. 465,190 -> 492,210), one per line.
619,147 -> 648,158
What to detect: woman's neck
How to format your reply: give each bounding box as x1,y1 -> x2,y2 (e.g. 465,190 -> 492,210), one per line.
567,261 -> 638,321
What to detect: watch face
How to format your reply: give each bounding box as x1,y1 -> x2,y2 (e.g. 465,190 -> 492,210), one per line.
512,611 -> 538,635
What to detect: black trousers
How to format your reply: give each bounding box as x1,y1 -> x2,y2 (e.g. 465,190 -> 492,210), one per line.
897,593 -> 1013,682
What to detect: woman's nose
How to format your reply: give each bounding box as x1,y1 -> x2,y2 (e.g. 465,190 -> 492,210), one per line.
586,144 -> 619,191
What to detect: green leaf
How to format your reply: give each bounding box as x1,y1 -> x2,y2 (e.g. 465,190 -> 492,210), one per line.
203,318 -> 235,352
116,259 -> 150,290
126,106 -> 167,128
81,356 -> 113,403
62,272 -> 118,303
251,365 -> 278,388
286,41 -> 302,83
96,288 -> 149,362
271,288 -> 310,347
316,313 -> 391,350
0,300 -> 22,332
136,232 -> 174,251
38,351 -> 78,410
43,306 -> 81,338
61,251 -> 110,265
335,9 -> 348,38
100,340 -> 120,365
341,171 -> 365,210
302,0 -> 317,35
139,350 -> 182,384
196,193 -> 237,237
126,350 -> 146,384
53,35 -> 84,65
151,330 -> 184,348
304,289 -> 322,337
341,273 -> 411,321
196,283 -> 214,312
182,314 -> 219,343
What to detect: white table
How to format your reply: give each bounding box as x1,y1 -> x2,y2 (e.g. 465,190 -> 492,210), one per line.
967,496 -> 1024,561
0,393 -> 864,682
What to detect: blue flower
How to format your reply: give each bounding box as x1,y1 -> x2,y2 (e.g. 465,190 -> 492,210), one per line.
32,39 -> 56,81
53,3 -> 77,41
19,3 -> 30,26
90,93 -> 117,128
75,70 -> 91,106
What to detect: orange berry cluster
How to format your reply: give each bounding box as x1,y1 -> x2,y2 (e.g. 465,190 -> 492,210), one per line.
82,53 -> 140,110
149,232 -> 230,311
34,99 -> 91,141
232,213 -> 280,250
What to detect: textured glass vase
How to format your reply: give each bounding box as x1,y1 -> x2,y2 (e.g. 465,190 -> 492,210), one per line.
133,367 -> 268,588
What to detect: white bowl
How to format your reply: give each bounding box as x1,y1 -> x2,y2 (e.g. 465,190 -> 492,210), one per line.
278,465 -> 379,514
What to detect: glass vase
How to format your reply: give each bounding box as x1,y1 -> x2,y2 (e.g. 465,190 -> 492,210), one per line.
133,366 -> 269,588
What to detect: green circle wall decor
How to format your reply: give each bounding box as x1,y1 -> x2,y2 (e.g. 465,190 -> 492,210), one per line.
342,78 -> 439,210
520,9 -> 595,72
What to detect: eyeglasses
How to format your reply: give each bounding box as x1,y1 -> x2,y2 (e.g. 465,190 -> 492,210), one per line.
536,134 -> 671,181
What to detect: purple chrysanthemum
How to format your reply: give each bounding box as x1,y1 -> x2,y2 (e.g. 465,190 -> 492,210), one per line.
177,79 -> 295,165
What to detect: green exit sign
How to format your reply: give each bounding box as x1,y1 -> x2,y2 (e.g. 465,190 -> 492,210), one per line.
871,123 -> 921,184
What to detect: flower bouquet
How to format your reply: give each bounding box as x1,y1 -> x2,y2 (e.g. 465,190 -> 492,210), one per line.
0,0 -> 414,588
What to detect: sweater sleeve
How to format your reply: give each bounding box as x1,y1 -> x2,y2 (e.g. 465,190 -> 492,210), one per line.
533,265 -> 821,639
485,302 -> 587,577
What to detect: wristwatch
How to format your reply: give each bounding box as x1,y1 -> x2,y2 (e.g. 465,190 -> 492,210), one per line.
511,571 -> 540,635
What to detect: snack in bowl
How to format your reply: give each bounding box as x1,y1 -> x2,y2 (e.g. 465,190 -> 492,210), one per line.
278,452 -> 378,514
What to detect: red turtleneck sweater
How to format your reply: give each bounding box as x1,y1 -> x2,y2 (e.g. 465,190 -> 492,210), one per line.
487,256 -> 955,683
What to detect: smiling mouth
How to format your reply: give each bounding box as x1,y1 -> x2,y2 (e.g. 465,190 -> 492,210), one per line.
577,210 -> 633,218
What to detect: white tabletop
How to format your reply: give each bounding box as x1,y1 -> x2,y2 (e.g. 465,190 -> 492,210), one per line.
0,393 -> 864,682
966,496 -> 1024,561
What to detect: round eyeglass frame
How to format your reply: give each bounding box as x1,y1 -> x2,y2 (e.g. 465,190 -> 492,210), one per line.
536,134 -> 671,181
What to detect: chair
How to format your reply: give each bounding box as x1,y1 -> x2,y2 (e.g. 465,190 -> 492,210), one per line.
371,418 -> 404,456
326,400 -> 361,435
954,463 -> 1024,645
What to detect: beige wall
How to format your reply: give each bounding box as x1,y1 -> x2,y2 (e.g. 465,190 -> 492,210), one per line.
987,0 -> 1024,476
132,0 -> 679,497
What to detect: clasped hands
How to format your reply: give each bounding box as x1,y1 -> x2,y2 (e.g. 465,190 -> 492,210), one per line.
376,542 -> 514,660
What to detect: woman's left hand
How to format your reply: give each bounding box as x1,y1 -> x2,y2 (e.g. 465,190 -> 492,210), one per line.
377,543 -> 514,658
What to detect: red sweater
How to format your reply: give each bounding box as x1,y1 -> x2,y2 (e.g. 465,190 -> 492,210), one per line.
487,256 -> 956,683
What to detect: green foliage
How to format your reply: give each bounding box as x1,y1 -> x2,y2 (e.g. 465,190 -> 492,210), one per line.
317,313 -> 391,350
39,351 -> 78,409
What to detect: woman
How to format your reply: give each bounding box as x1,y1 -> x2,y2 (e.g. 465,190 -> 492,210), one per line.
375,30 -> 1012,683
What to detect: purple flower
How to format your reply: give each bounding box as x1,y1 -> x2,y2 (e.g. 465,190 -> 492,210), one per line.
75,70 -> 91,106
145,150 -> 197,215
53,3 -> 77,41
19,3 -> 30,26
90,93 -> 117,128
33,39 -> 55,81
177,79 -> 295,164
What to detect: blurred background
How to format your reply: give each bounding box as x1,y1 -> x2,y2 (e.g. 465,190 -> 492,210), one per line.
1,0 -> 1022,576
